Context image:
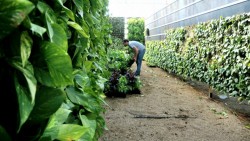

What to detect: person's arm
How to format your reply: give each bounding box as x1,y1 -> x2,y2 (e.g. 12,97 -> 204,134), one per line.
132,47 -> 139,62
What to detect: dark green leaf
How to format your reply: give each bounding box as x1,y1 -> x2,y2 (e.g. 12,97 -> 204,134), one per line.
0,0 -> 35,39
14,74 -> 34,132
29,86 -> 66,122
0,126 -> 11,141
56,0 -> 75,21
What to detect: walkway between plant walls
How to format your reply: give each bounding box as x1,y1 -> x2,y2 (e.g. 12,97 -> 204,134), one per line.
100,61 -> 250,141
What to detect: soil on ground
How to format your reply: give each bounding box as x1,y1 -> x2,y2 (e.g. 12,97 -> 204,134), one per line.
100,61 -> 250,141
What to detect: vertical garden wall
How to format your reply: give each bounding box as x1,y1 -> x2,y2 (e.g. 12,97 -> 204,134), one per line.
145,12 -> 250,102
110,17 -> 125,39
0,0 -> 111,140
127,18 -> 145,44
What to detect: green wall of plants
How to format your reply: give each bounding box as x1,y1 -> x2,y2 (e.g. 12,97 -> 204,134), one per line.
110,17 -> 125,39
0,0 -> 111,140
127,18 -> 145,44
145,13 -> 250,101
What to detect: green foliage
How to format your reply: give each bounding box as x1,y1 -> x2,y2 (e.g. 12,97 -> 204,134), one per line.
0,0 -> 111,140
104,45 -> 141,97
127,18 -> 145,44
107,48 -> 133,71
110,17 -> 125,39
108,36 -> 125,50
118,76 -> 129,93
145,13 -> 250,102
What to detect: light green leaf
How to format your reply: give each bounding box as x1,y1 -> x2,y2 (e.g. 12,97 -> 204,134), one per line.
96,75 -> 107,91
20,31 -> 32,67
29,86 -> 66,122
46,107 -> 72,129
68,21 -> 89,38
78,114 -> 96,141
56,124 -> 88,141
23,17 -> 46,38
0,0 -> 35,39
75,73 -> 90,88
81,20 -> 90,33
84,61 -> 93,73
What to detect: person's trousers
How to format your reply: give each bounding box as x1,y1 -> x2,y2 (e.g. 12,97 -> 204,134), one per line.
135,49 -> 146,76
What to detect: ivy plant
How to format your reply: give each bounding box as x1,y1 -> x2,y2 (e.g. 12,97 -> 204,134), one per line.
0,0 -> 111,140
145,13 -> 250,102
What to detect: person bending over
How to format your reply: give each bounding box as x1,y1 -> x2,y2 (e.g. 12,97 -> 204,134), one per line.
123,39 -> 146,76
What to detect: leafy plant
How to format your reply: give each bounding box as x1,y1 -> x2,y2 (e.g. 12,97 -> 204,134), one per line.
118,76 -> 129,93
104,47 -> 142,97
127,18 -> 145,44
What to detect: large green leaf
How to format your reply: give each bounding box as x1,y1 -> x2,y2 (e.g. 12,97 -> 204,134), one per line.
9,58 -> 37,104
20,31 -> 32,67
29,86 -> 66,122
46,16 -> 68,51
75,73 -> 90,88
0,0 -> 35,39
42,124 -> 88,141
41,106 -> 71,140
0,126 -> 11,141
79,114 -> 97,141
57,124 -> 88,140
67,21 -> 89,38
46,107 -> 72,129
35,42 -> 73,87
65,86 -> 99,113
